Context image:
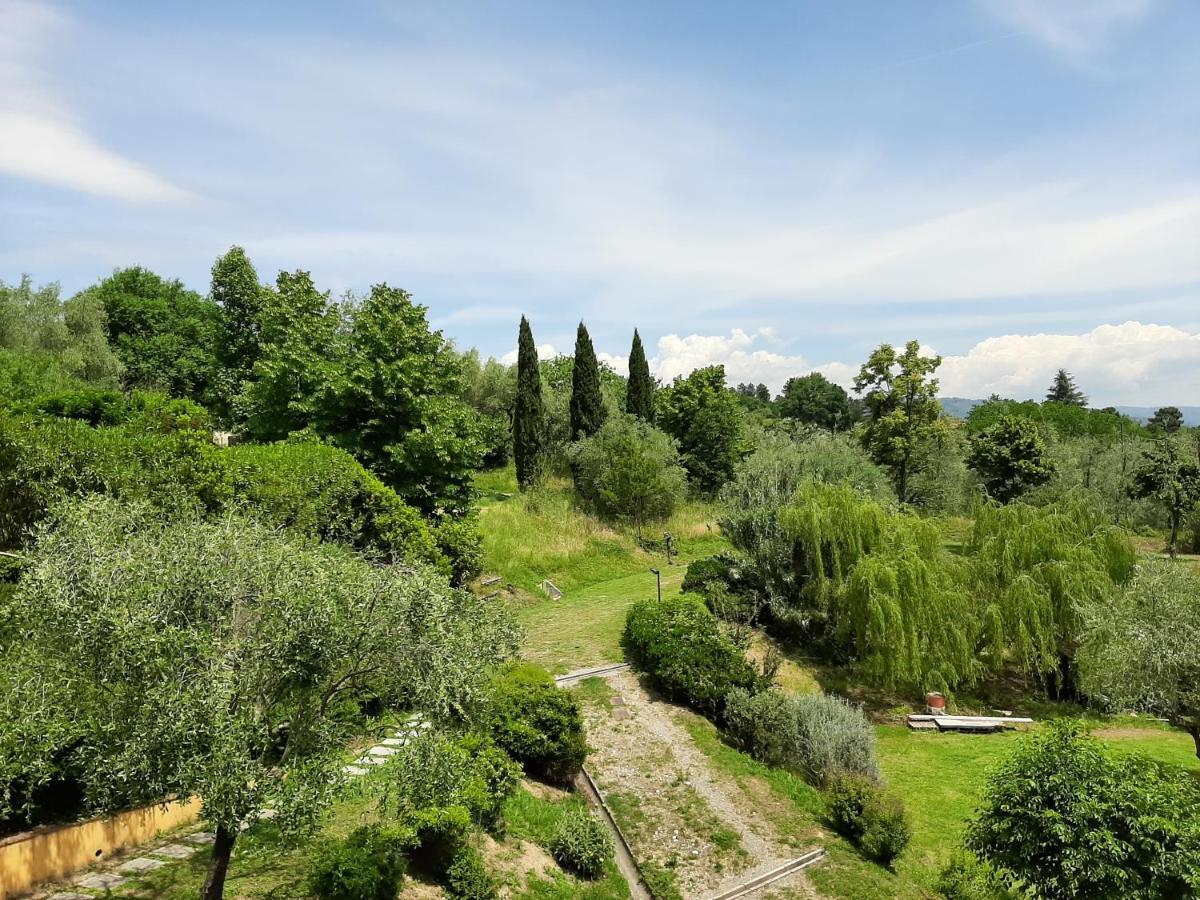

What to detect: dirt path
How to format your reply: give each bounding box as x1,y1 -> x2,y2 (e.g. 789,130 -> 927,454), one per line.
582,671 -> 819,899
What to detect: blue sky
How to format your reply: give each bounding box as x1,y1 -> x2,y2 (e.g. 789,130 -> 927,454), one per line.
1,0 -> 1198,403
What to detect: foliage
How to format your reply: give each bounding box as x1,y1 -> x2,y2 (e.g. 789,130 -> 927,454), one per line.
538,354 -> 627,474
681,552 -> 763,623
776,372 -> 852,431
483,662 -> 587,784
968,497 -> 1136,688
1148,405 -> 1184,434
622,595 -> 764,720
936,853 -> 1016,900
410,804 -> 474,873
307,824 -> 411,900
549,809 -> 613,879
965,720 -> 1200,899
625,329 -> 655,422
446,845 -> 497,899
1078,559 -> 1200,758
724,688 -> 879,785
967,415 -> 1055,503
656,365 -> 746,494
905,416 -> 977,514
571,413 -> 687,533
515,317 -> 544,487
0,498 -> 518,897
0,276 -> 123,387
570,322 -> 607,443
964,397 -> 1142,440
432,513 -> 485,586
1129,437 -> 1200,556
84,266 -> 220,402
825,774 -> 910,865
210,246 -> 267,417
224,440 -> 444,568
1045,368 -> 1087,406
460,349 -> 517,468
854,340 -> 942,504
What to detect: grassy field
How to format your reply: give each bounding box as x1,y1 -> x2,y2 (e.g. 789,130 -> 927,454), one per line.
476,467 -> 727,672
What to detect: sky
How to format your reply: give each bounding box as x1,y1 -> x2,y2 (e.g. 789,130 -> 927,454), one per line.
1,0 -> 1198,405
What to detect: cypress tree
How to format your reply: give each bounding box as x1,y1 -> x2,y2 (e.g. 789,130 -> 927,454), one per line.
514,316 -> 543,489
626,328 -> 654,422
570,321 -> 606,441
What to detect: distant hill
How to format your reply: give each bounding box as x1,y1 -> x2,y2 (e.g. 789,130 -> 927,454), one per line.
938,397 -> 1200,426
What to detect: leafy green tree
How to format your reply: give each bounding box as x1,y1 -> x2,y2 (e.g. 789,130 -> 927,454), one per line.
1045,368 -> 1087,406
656,365 -> 745,494
1130,437 -> 1200,556
211,246 -> 267,413
1078,559 -> 1200,759
571,413 -> 687,536
966,415 -> 1055,503
459,349 -> 517,468
237,270 -> 341,441
625,329 -> 655,422
854,340 -> 942,504
569,322 -> 606,442
336,284 -> 483,513
84,267 -> 220,402
0,498 -> 519,900
1148,405 -> 1185,434
965,397 -> 1141,440
966,720 -> 1200,899
514,317 -> 543,489
776,372 -> 852,431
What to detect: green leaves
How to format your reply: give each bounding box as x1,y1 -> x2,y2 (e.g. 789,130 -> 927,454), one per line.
967,415 -> 1056,503
656,365 -> 746,494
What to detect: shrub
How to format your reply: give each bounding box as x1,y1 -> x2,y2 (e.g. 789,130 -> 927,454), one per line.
622,596 -> 763,721
936,853 -> 1015,899
307,823 -> 411,900
966,720 -> 1200,899
682,553 -> 762,623
825,774 -> 910,866
859,791 -> 910,865
445,845 -> 497,899
432,514 -> 484,586
549,809 -> 613,880
484,662 -> 587,784
411,804 -> 473,874
456,734 -> 523,831
724,688 -> 878,785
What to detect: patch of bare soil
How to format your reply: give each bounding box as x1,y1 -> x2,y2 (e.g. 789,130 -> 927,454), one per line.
480,833 -> 560,897
521,777 -> 572,802
582,671 -> 819,899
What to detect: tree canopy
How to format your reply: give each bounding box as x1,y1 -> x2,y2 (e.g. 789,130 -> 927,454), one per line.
776,372 -> 852,431
656,365 -> 745,494
967,415 -> 1055,503
514,317 -> 543,488
625,329 -> 654,422
1045,369 -> 1087,406
569,322 -> 606,442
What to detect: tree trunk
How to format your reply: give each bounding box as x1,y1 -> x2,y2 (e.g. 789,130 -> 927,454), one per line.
1189,725 -> 1200,762
201,823 -> 237,900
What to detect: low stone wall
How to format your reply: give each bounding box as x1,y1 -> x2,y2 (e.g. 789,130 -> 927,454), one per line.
0,797 -> 200,899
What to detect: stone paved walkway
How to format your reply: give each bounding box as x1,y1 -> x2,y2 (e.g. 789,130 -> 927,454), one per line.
37,713 -> 429,899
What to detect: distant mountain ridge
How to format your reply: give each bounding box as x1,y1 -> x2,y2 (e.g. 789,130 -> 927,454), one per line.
938,397 -> 1200,426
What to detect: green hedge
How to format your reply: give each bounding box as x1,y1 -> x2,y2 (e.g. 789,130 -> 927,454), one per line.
621,595 -> 764,721
484,663 -> 587,784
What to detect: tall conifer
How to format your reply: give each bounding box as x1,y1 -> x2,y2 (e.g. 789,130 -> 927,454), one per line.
626,328 -> 654,422
514,316 -> 543,489
570,321 -> 606,441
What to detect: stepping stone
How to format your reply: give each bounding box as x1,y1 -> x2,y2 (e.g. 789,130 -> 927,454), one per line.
151,843 -> 197,859
368,745 -> 397,756
381,737 -> 405,746
76,872 -> 127,889
612,707 -> 631,721
258,807 -> 278,820
184,831 -> 216,844
611,695 -> 626,706
357,755 -> 387,766
343,764 -> 368,776
119,856 -> 165,874
49,893 -> 93,899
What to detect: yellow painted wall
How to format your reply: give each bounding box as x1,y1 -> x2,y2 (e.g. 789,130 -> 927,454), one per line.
0,798 -> 200,899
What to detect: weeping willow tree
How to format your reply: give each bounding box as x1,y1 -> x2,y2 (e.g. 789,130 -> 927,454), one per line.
968,496 -> 1136,696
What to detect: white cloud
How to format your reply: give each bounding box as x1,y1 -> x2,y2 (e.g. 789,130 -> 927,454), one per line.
979,0 -> 1152,58
649,329 -> 813,392
0,0 -> 190,202
499,343 -> 557,366
933,321 -> 1200,404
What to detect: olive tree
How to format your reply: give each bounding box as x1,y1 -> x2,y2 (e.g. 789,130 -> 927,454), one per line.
570,413 -> 686,536
0,497 -> 519,900
1078,559 -> 1200,759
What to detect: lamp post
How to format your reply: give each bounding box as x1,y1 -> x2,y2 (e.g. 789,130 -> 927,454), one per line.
650,568 -> 662,602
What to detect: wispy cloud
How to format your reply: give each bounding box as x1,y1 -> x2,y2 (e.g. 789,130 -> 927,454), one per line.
0,0 -> 191,202
978,0 -> 1152,58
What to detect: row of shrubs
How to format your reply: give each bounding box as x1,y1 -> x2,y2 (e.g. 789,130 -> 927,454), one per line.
308,661 -> 612,899
0,402 -> 481,584
622,594 -> 910,866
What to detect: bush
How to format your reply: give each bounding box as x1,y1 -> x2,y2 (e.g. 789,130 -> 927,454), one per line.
622,596 -> 763,721
965,720 -> 1200,899
936,853 -> 1015,899
307,823 -> 411,900
484,663 -> 587,784
825,774 -> 910,866
859,791 -> 911,865
456,734 -> 523,831
548,808 -> 613,879
725,688 -> 878,785
432,514 -> 484,586
682,553 -> 762,623
412,804 -> 473,874
445,845 -> 497,899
